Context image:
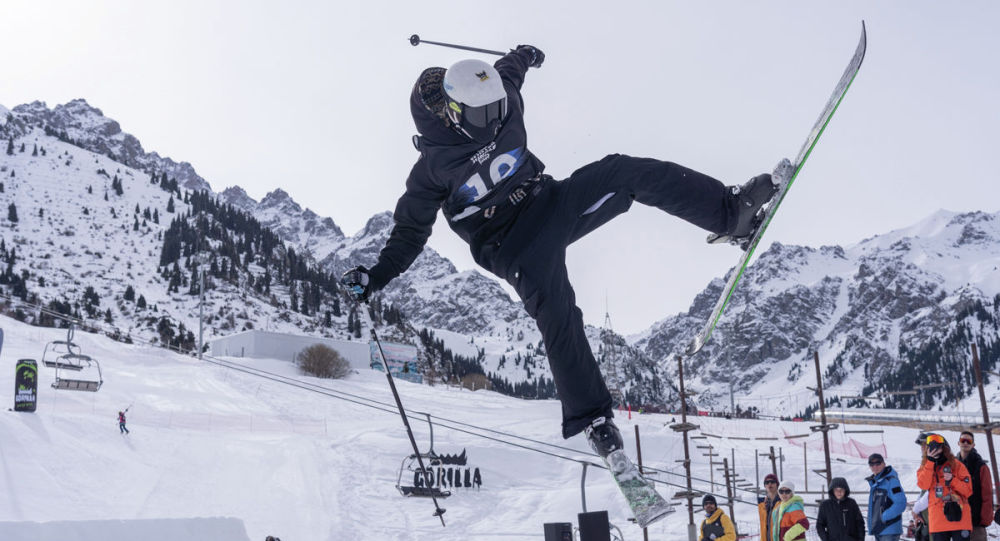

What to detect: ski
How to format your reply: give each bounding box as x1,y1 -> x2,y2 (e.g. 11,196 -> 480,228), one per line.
686,21 -> 867,356
602,449 -> 674,528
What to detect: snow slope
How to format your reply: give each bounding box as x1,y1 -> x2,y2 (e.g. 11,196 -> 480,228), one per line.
4,314 -> 996,541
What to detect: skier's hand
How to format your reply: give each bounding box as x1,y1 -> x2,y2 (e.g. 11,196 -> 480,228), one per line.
515,45 -> 544,68
341,266 -> 371,302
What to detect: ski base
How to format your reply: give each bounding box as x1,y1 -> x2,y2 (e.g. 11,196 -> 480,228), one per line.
602,449 -> 674,528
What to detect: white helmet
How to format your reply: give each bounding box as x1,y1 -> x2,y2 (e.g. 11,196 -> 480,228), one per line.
443,59 -> 507,143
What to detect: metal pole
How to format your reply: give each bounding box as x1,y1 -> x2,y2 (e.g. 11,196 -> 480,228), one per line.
814,351 -> 833,484
408,34 -> 506,56
972,343 -> 1000,506
770,446 -> 778,477
198,269 -> 204,360
679,356 -> 697,541
361,304 -> 446,526
779,447 -> 784,480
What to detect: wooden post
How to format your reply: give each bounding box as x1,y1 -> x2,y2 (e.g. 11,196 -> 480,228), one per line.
814,351 -> 833,484
971,343 -> 1000,507
679,356 -> 696,541
635,425 -> 649,541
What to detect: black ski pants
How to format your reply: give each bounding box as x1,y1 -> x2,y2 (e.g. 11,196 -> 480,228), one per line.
481,154 -> 735,438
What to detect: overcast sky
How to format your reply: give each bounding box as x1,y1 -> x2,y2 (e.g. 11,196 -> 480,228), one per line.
3,1 -> 998,334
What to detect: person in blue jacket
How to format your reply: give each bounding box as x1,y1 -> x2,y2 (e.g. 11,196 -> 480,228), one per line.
866,452 -> 908,541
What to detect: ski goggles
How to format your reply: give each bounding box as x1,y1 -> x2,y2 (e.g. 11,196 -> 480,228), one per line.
449,97 -> 507,128
959,436 -> 974,445
926,434 -> 945,445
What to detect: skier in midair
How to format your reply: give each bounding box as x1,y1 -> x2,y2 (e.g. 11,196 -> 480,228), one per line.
342,46 -> 777,459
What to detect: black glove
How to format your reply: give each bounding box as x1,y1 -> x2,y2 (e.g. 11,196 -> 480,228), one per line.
341,265 -> 371,302
515,45 -> 544,68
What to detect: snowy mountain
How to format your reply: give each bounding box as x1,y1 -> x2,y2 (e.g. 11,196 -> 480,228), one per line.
636,210 -> 1000,415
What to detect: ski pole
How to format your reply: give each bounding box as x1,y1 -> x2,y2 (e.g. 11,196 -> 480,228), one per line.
409,34 -> 505,57
357,303 -> 447,526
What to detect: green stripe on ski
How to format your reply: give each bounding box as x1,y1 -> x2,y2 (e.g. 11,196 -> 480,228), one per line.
687,22 -> 866,355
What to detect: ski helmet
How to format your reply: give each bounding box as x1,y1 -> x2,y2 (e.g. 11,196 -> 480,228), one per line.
442,59 -> 507,144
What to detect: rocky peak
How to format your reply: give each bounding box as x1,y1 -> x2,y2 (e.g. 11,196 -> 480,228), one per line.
219,186 -> 257,211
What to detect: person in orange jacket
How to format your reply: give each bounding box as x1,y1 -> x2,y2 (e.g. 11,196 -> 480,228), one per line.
916,433 -> 973,541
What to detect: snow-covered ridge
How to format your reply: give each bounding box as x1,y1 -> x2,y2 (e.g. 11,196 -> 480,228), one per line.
636,210 -> 1000,416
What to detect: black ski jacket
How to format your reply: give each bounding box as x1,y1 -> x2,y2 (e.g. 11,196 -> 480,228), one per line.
368,48 -> 545,292
816,477 -> 866,541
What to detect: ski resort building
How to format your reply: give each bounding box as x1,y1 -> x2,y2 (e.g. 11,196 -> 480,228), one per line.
207,330 -> 421,383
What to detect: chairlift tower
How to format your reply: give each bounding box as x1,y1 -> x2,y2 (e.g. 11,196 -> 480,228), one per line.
601,297 -> 626,408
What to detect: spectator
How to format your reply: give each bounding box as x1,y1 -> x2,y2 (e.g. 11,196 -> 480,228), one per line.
816,477 -> 865,541
910,432 -> 932,541
917,433 -> 972,541
700,494 -> 736,541
866,452 -> 908,541
956,431 -> 994,541
911,491 -> 930,541
758,473 -> 781,541
770,480 -> 809,541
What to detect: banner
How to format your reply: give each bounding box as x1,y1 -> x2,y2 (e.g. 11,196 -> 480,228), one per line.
15,359 -> 38,412
370,340 -> 421,384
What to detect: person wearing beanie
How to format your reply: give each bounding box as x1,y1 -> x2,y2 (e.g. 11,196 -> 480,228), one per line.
866,451 -> 908,540
917,434 -> 973,540
956,431 -> 994,541
759,472 -> 781,541
770,481 -> 809,541
700,493 -> 736,541
816,477 -> 865,541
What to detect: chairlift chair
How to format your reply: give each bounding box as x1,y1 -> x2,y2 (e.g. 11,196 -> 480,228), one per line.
51,352 -> 103,392
41,340 -> 83,370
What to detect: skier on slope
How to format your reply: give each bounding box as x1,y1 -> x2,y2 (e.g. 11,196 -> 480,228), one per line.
118,410 -> 130,434
342,45 -> 779,457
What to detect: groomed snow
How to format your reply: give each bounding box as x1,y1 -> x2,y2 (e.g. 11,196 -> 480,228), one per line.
2,315 -> 997,540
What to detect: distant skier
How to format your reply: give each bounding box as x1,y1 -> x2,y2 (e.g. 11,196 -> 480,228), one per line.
118,409 -> 129,434
342,46 -> 778,456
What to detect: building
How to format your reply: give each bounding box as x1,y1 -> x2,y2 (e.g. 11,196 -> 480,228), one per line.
207,329 -> 420,382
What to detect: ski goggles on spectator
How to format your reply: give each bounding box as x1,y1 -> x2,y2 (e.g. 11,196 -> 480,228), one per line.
959,437 -> 974,444
868,459 -> 884,466
926,434 -> 945,445
778,489 -> 792,495
764,479 -> 778,485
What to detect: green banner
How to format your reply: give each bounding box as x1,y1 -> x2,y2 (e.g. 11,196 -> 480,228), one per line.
15,359 -> 38,412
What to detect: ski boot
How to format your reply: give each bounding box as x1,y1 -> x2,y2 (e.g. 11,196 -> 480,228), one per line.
584,417 -> 623,458
707,159 -> 788,250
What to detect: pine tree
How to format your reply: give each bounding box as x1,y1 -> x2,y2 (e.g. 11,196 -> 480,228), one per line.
19,143 -> 25,153
153,208 -> 159,224
7,203 -> 17,223
32,144 -> 38,157
137,295 -> 147,309
167,196 -> 175,213
5,139 -> 13,155
124,285 -> 135,301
